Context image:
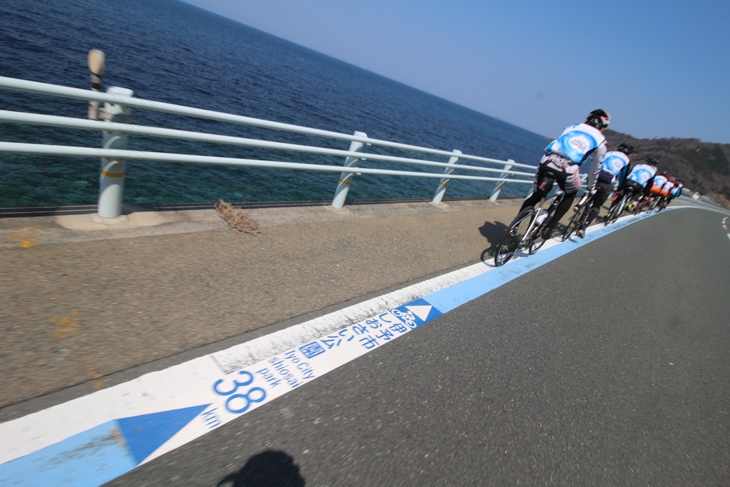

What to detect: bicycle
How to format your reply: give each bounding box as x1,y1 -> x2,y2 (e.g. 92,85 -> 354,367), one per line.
605,189 -> 633,225
561,192 -> 593,241
632,193 -> 648,215
494,173 -> 565,267
648,194 -> 662,212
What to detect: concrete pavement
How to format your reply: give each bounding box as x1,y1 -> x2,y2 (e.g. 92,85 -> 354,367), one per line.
1,197 -> 527,417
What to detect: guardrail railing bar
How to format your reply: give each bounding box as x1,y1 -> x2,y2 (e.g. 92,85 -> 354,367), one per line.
0,142 -> 534,184
0,110 -> 537,178
0,76 -> 535,170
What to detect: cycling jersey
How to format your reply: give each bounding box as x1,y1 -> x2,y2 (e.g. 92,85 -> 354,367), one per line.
660,179 -> 675,197
546,123 -> 606,165
544,123 -> 606,193
599,151 -> 630,183
651,174 -> 669,194
671,183 -> 683,197
626,164 -> 657,187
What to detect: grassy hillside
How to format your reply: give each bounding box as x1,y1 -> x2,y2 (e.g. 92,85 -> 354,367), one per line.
603,130 -> 730,208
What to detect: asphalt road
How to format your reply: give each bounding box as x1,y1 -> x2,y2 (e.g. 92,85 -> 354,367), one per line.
102,208 -> 730,486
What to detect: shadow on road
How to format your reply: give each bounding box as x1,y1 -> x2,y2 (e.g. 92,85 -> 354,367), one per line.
478,218 -> 511,258
217,450 -> 305,487
477,214 -> 573,266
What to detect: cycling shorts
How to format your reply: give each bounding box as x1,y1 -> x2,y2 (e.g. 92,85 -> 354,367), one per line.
650,185 -> 663,195
537,152 -> 581,194
623,180 -> 644,196
660,189 -> 669,197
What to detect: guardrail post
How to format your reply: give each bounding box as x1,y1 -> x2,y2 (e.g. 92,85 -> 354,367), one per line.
488,159 -> 514,202
332,131 -> 367,209
98,86 -> 134,218
432,150 -> 461,204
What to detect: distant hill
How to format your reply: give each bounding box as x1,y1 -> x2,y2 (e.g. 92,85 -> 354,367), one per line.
603,130 -> 730,208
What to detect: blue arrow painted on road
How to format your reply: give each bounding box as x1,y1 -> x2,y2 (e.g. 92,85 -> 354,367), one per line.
0,405 -> 210,487
117,404 -> 210,464
399,298 -> 443,326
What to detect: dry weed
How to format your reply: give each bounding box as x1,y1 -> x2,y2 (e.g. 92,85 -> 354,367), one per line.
215,200 -> 262,235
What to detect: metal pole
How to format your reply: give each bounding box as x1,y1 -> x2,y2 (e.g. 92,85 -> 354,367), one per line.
87,49 -> 105,120
332,131 -> 367,209
431,150 -> 461,204
98,87 -> 133,218
489,160 -> 514,202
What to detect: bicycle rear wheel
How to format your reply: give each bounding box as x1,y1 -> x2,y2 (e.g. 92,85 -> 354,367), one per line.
633,197 -> 644,215
610,194 -> 630,223
562,204 -> 587,241
494,208 -> 533,267
649,197 -> 660,212
528,223 -> 549,254
604,205 -> 616,226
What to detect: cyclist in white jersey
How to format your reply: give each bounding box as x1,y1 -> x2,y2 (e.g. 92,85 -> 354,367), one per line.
656,177 -> 676,210
650,172 -> 669,197
667,180 -> 683,204
576,143 -> 633,237
608,157 -> 658,213
515,109 -> 609,237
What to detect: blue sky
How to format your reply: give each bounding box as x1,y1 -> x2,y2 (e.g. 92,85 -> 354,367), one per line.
183,0 -> 730,144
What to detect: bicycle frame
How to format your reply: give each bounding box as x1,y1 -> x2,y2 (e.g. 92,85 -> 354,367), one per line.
522,190 -> 565,248
494,173 -> 565,266
562,191 -> 593,240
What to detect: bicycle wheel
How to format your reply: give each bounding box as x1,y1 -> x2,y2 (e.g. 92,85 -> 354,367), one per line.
604,206 -> 615,226
649,197 -> 660,212
577,203 -> 592,231
611,194 -> 630,223
604,200 -> 620,225
562,203 -> 587,241
528,221 -> 549,254
633,197 -> 644,215
494,208 -> 533,267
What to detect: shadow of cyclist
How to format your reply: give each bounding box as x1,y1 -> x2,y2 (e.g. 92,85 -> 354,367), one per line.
478,215 -> 572,266
478,219 -> 510,261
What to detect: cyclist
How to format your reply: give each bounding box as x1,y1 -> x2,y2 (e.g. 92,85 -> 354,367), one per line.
576,143 -> 633,238
666,179 -> 683,205
650,171 -> 669,196
608,157 -> 658,214
657,176 -> 676,210
515,109 -> 609,238
648,171 -> 669,209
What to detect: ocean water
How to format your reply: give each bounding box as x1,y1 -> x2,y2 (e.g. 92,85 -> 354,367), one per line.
0,0 -> 547,207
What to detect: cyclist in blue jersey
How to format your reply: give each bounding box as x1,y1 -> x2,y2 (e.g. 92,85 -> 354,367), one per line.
576,143 -> 633,238
515,109 -> 610,238
608,157 -> 659,214
667,180 -> 683,204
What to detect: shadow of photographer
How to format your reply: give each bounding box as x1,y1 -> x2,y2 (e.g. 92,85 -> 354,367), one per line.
217,450 -> 305,487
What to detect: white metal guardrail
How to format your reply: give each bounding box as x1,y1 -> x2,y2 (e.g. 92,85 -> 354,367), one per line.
0,73 -> 536,218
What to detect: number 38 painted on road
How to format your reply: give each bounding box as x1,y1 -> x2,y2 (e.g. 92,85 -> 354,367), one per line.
213,370 -> 267,414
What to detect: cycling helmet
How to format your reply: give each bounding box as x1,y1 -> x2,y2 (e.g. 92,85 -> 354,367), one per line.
660,171 -> 668,176
646,157 -> 659,166
617,143 -> 634,155
668,177 -> 675,182
586,109 -> 611,130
